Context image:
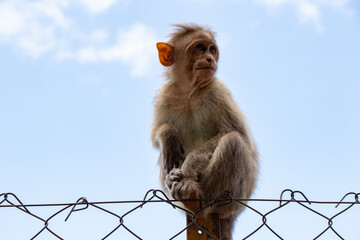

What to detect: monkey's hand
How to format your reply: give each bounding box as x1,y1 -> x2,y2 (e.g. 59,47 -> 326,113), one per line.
165,168 -> 183,190
162,137 -> 185,174
166,168 -> 201,213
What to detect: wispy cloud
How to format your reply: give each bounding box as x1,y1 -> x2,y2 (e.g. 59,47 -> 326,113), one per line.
58,24 -> 157,77
77,0 -> 123,14
255,0 -> 353,32
297,1 -> 323,32
0,0 -> 70,58
0,0 -> 155,77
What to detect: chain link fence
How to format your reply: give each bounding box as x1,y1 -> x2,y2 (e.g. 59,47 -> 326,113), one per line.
1,189 -> 359,239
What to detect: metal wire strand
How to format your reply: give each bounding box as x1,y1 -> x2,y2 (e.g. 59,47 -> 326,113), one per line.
0,189 -> 359,239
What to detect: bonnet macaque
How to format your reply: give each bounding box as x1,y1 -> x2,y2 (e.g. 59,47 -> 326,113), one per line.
151,24 -> 258,240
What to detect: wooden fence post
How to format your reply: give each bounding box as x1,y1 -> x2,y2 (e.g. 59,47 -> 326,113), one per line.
186,213 -> 220,240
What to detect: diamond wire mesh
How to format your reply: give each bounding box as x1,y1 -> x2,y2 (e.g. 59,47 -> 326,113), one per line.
0,189 -> 359,240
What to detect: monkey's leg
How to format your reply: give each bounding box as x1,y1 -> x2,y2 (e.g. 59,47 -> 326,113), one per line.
166,140 -> 219,214
156,124 -> 185,173
220,217 -> 235,240
201,132 -> 256,239
201,131 -> 255,202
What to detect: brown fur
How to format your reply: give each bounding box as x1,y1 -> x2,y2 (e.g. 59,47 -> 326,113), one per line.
152,23 -> 258,239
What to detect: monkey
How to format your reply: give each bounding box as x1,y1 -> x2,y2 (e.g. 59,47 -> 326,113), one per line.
151,23 -> 258,240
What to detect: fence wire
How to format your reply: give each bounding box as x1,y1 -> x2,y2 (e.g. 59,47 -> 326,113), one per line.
0,189 -> 359,240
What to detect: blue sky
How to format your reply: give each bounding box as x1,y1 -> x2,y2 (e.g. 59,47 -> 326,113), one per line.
0,0 -> 359,239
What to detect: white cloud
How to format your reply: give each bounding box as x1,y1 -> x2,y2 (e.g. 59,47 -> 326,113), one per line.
16,23 -> 58,58
178,0 -> 214,2
0,0 -> 70,58
255,0 -> 353,32
260,0 -> 290,6
0,0 -> 156,77
297,1 -> 323,32
0,3 -> 24,37
77,0 -> 119,14
32,0 -> 71,28
59,24 -> 157,77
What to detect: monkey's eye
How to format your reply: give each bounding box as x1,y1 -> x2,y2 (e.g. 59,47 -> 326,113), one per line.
195,43 -> 206,52
209,46 -> 217,55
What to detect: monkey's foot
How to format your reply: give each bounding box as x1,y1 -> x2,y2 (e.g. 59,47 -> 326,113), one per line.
166,168 -> 201,213
171,177 -> 202,213
170,178 -> 200,200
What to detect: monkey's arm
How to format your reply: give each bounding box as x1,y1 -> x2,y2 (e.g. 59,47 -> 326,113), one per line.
165,135 -> 223,212
152,123 -> 185,174
180,134 -> 223,179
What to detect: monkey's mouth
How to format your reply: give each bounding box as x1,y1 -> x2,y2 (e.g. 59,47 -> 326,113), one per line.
196,67 -> 215,71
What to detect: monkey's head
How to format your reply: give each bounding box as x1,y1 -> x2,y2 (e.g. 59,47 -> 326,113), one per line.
156,24 -> 219,99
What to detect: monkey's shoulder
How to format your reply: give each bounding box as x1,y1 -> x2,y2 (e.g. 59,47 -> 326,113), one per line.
155,79 -> 241,118
160,79 -> 243,128
202,79 -> 241,116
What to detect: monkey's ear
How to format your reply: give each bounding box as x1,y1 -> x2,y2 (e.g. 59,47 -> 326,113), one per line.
156,42 -> 174,67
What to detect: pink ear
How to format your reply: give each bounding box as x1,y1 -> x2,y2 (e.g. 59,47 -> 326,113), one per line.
156,42 -> 174,67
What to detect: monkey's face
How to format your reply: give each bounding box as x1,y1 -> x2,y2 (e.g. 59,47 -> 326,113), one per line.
156,31 -> 219,98
186,39 -> 219,89
179,36 -> 219,100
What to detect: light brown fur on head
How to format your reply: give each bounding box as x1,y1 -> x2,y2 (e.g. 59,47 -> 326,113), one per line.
168,23 -> 216,45
157,23 -> 219,102
152,23 -> 258,240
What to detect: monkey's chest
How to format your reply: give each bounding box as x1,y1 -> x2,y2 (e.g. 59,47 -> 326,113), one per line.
170,106 -> 219,154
